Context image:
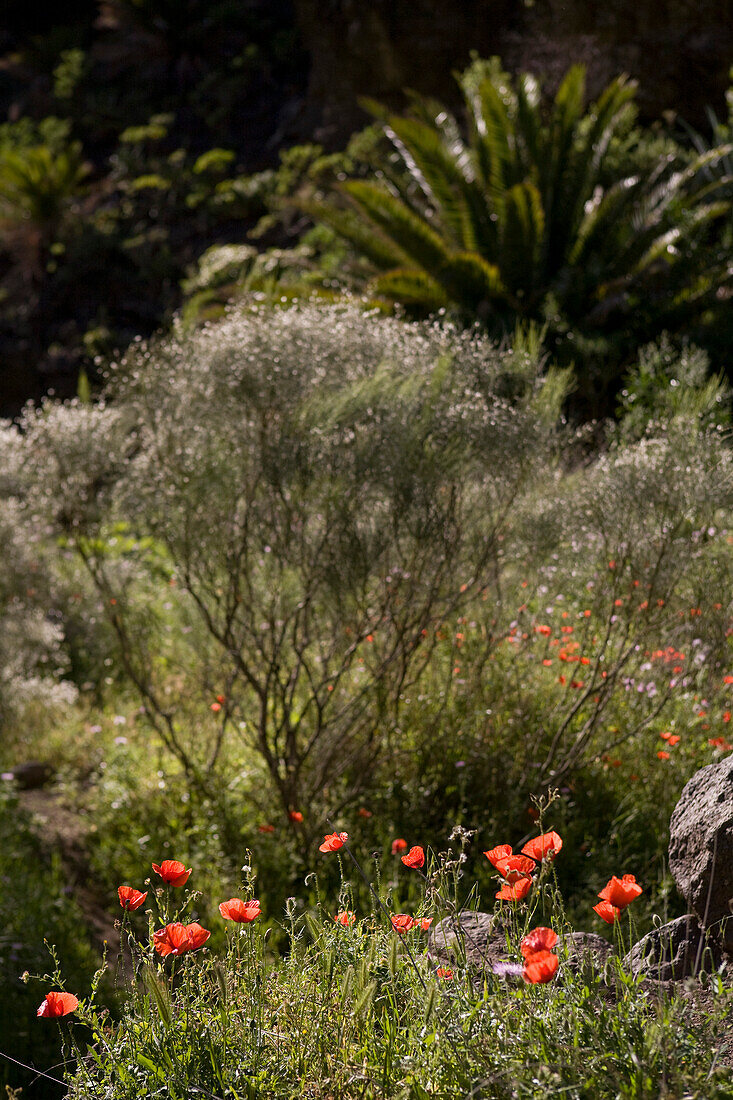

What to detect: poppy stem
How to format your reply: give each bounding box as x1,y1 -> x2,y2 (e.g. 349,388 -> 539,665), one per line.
326,818 -> 427,991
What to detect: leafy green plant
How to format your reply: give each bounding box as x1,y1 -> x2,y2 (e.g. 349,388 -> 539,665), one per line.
311,58 -> 732,411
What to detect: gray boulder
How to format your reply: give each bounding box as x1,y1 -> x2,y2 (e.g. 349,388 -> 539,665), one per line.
625,914 -> 723,981
429,911 -> 512,970
562,931 -> 613,974
668,755 -> 733,949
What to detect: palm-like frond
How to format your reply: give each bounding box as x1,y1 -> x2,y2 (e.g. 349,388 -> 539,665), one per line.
310,56 -> 732,369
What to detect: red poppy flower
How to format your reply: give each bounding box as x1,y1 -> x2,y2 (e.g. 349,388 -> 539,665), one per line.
334,910 -> 355,927
496,876 -> 532,901
401,845 -> 425,869
593,901 -> 621,923
520,927 -> 558,959
521,831 -> 563,862
358,808 -> 372,818
289,811 -> 304,822
152,922 -> 193,957
495,854 -> 536,883
118,885 -> 148,911
657,750 -> 670,760
419,917 -> 433,931
483,844 -> 513,869
258,824 -> 275,833
219,898 -> 261,923
391,838 -> 408,854
523,950 -> 559,984
153,921 -> 210,957
152,860 -> 192,887
37,991 -> 79,1018
319,831 -> 348,852
391,914 -> 415,934
598,874 -> 642,908
436,967 -> 453,979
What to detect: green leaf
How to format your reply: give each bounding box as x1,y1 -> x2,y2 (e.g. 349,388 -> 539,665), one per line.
343,180 -> 452,274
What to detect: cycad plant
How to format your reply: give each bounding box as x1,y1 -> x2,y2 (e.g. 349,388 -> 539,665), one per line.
311,58 -> 732,409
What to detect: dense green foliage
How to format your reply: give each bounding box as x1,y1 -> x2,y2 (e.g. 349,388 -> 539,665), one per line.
310,59 -> 733,412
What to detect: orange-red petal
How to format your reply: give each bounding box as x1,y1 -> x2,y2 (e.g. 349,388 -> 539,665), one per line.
152,860 -> 192,887
495,854 -> 536,883
520,926 -> 558,958
521,831 -> 563,862
593,900 -> 621,923
37,991 -> 79,1018
598,874 -> 642,908
117,885 -> 148,911
219,898 -> 261,923
523,951 -> 559,984
483,844 -> 513,869
319,832 -> 348,852
495,876 -> 532,901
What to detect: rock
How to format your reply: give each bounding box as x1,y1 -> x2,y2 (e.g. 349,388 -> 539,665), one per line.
625,914 -> 724,981
562,931 -> 614,974
669,756 -> 733,949
7,761 -> 55,790
428,911 -> 512,970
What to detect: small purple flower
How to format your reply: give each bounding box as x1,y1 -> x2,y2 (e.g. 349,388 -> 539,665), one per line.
492,961 -> 524,978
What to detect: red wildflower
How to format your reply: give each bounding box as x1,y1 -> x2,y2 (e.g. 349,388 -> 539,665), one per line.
391,914 -> 416,934
358,808 -> 372,818
436,967 -> 453,979
496,876 -> 532,901
153,921 -> 210,957
495,854 -> 536,883
258,824 -> 275,833
117,885 -> 148,911
401,845 -> 425,869
593,900 -> 621,923
419,917 -> 433,931
219,898 -> 261,923
598,874 -> 642,908
483,843 -> 512,869
523,950 -> 559,984
152,860 -> 192,888
657,750 -> 670,760
210,702 -> 222,712
521,831 -> 563,862
37,992 -> 79,1018
520,927 -> 558,959
152,923 -> 192,957
319,832 -> 348,852
391,838 -> 408,854
334,910 -> 355,927
724,675 -> 733,684
289,811 -> 304,823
